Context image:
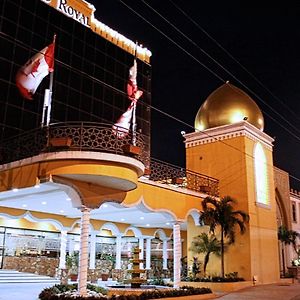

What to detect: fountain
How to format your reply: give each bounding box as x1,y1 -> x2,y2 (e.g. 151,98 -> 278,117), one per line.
126,246 -> 147,288
107,246 -> 170,297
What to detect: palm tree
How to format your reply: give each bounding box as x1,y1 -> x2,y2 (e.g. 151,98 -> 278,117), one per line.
200,196 -> 249,277
278,225 -> 300,276
289,230 -> 300,254
190,232 -> 221,276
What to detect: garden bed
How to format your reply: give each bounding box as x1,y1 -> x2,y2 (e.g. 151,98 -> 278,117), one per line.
39,284 -> 212,300
179,281 -> 253,292
152,294 -> 216,300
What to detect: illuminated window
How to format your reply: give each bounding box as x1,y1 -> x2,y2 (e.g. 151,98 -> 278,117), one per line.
254,143 -> 268,205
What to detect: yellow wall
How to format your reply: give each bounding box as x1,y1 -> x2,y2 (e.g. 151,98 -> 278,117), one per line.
124,181 -> 203,221
186,134 -> 280,283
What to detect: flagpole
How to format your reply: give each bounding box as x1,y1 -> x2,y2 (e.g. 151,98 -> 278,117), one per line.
131,42 -> 138,146
46,69 -> 54,126
41,34 -> 56,128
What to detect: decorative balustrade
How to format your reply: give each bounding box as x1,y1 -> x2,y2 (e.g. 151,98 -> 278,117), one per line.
0,122 -> 148,165
148,159 -> 219,196
0,122 -> 219,196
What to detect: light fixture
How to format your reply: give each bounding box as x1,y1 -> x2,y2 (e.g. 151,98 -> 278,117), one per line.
34,184 -> 40,189
121,218 -> 125,222
66,197 -> 71,201
146,224 -> 150,227
60,210 -> 64,213
103,204 -> 108,208
22,204 -> 27,208
12,188 -> 18,192
166,222 -> 170,225
42,201 -> 47,205
180,131 -> 186,136
140,216 -> 144,220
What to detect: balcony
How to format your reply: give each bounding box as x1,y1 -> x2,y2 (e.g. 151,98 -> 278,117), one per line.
146,158 -> 219,196
0,122 -> 148,166
0,122 -> 219,196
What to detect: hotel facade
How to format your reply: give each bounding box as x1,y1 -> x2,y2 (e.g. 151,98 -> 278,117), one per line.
0,0 -> 299,291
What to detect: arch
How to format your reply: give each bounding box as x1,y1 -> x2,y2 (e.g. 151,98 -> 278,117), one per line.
49,178 -> 83,208
121,197 -> 179,222
70,219 -> 94,232
275,188 -> 289,228
0,211 -> 66,232
185,209 -> 201,226
153,228 -> 167,240
99,222 -> 121,236
123,226 -> 142,238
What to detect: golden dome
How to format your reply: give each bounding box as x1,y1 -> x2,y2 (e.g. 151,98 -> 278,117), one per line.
195,83 -> 264,131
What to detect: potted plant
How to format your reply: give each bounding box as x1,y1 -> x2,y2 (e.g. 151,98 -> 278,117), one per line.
66,252 -> 79,282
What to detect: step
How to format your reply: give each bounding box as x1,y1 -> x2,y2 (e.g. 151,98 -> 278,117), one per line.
0,270 -> 20,274
0,273 -> 53,278
0,275 -> 55,279
0,279 -> 59,283
0,269 -> 59,284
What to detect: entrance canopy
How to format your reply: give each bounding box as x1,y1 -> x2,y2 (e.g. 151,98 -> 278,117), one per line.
0,182 -> 187,230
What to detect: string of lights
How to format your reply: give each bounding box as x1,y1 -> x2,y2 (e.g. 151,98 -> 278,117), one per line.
168,0 -> 300,123
119,0 -> 300,185
128,0 -> 300,140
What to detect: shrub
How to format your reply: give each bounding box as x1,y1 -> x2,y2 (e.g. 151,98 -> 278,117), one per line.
181,272 -> 245,282
39,284 -> 107,300
39,284 -> 211,300
148,278 -> 166,286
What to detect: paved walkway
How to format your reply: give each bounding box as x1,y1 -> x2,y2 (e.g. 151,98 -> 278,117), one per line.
0,282 -> 52,300
216,282 -> 300,300
0,282 -> 299,300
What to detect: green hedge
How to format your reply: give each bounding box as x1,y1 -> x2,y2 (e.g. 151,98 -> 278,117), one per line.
182,272 -> 245,282
39,284 -> 212,300
138,286 -> 211,299
39,284 -> 107,300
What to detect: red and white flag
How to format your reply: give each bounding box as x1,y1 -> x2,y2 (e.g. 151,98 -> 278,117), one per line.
127,60 -> 143,101
113,60 -> 143,138
16,42 -> 55,100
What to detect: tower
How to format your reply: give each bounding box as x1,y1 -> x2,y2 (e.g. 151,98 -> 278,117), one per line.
185,83 -> 280,283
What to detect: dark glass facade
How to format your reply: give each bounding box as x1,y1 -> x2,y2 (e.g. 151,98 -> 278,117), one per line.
0,0 -> 151,150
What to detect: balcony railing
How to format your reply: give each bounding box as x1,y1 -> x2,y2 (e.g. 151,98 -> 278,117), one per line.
0,122 -> 219,196
0,122 -> 148,165
147,158 -> 219,196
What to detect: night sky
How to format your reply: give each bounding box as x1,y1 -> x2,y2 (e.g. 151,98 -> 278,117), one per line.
89,1 -> 300,190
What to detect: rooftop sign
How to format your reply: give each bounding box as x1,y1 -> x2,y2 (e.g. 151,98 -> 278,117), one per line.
41,0 -> 152,63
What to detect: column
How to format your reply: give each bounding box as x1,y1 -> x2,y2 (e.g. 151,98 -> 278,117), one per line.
89,231 -> 96,270
78,206 -> 91,297
69,238 -> 75,255
145,238 -> 151,270
115,235 -> 122,269
139,237 -> 144,269
59,230 -> 67,269
173,223 -> 181,288
162,238 -> 168,270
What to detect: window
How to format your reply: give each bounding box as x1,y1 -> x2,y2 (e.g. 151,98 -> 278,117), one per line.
254,142 -> 268,205
292,202 -> 297,222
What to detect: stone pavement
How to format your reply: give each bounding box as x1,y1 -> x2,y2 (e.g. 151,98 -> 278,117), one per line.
0,282 -> 299,300
0,282 -> 52,300
216,282 -> 300,300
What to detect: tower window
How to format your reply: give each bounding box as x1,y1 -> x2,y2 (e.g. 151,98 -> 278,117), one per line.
254,142 -> 268,205
292,202 -> 297,222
